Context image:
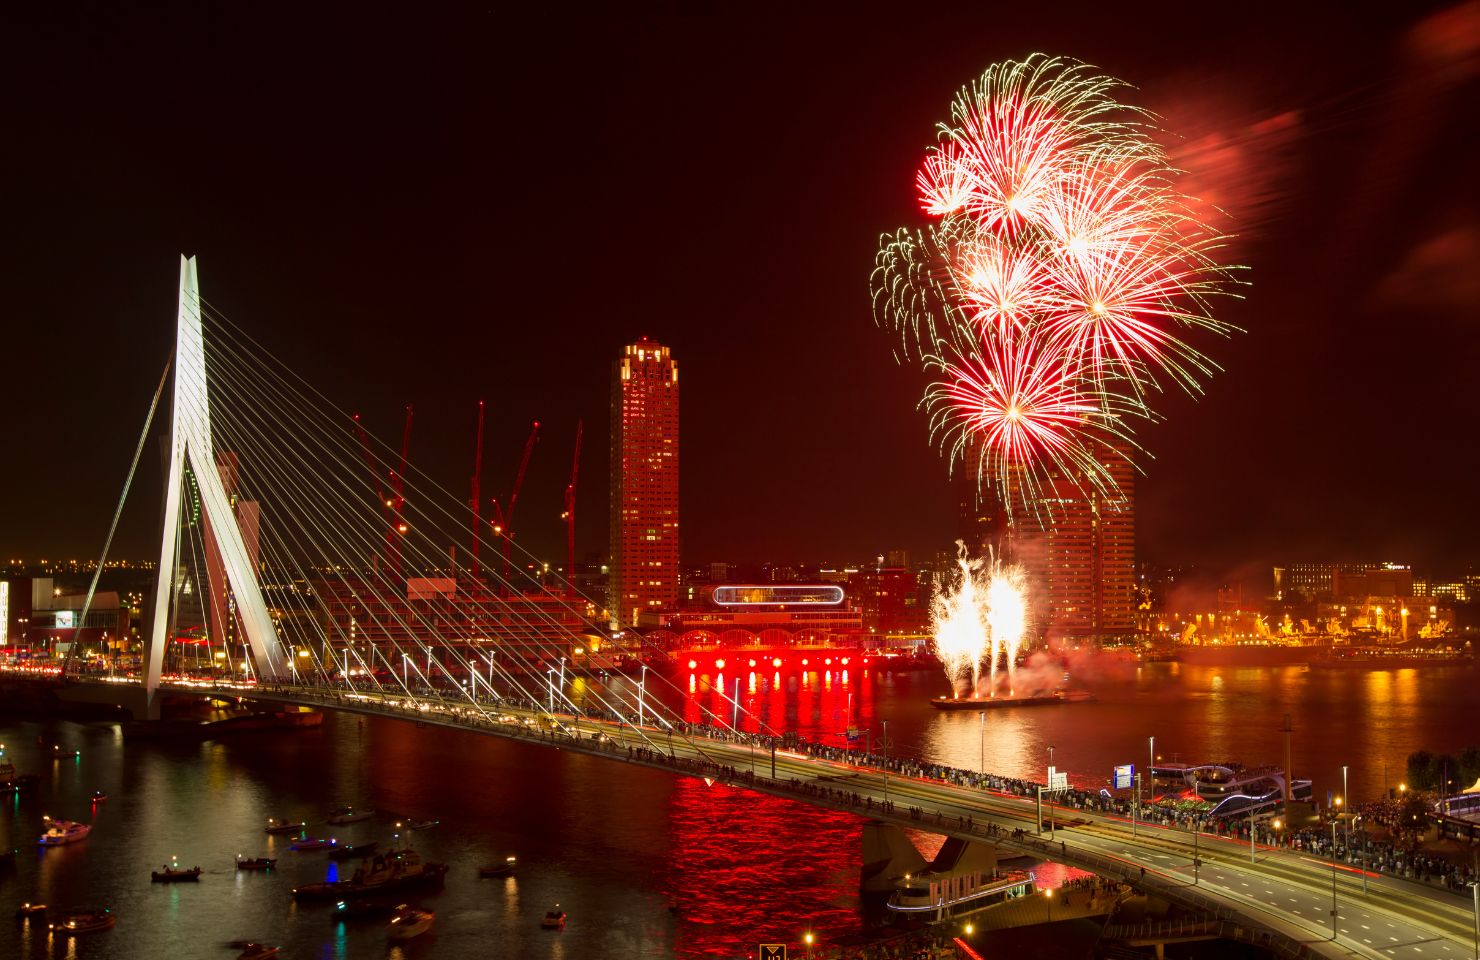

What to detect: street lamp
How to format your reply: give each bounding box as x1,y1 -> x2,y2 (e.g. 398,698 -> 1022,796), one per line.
638,664 -> 648,728
1149,735 -> 1156,800
1045,886 -> 1054,922
1329,819 -> 1340,940
882,719 -> 890,804
804,930 -> 814,959
1342,764 -> 1350,850
979,711 -> 986,776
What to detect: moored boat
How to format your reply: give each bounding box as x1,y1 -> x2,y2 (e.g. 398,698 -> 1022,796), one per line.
540,906 -> 567,930
236,856 -> 277,871
329,840 -> 379,860
331,899 -> 397,921
326,806 -> 374,825
264,817 -> 305,835
292,849 -> 449,901
387,903 -> 435,940
39,817 -> 91,846
48,910 -> 116,935
291,837 -> 337,851
478,855 -> 517,878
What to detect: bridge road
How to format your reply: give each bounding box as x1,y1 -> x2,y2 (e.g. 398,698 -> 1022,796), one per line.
105,679 -> 1480,959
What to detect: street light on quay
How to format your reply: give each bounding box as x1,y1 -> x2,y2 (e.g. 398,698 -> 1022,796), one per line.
1329,819 -> 1340,940
637,664 -> 648,728
979,711 -> 986,776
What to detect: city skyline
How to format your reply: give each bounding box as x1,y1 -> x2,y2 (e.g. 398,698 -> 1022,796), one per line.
4,3 -> 1477,577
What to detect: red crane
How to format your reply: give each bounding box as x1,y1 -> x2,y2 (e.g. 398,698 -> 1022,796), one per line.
561,420 -> 583,601
469,401 -> 486,582
389,405 -> 413,580
352,413 -> 393,575
488,420 -> 540,594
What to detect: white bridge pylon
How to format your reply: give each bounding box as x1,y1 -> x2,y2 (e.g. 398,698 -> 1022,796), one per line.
145,256 -> 287,695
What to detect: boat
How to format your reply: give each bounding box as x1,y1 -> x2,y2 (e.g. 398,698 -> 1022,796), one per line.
50,745 -> 81,759
0,848 -> 17,867
0,772 -> 40,795
326,806 -> 374,825
151,865 -> 202,882
236,856 -> 277,870
1150,761 -> 1314,818
39,817 -> 91,846
15,902 -> 47,917
331,899 -> 397,921
930,689 -> 1095,710
329,840 -> 379,860
91,790 -> 107,802
48,910 -> 116,935
291,849 -> 450,901
540,907 -> 567,930
478,855 -> 517,878
291,837 -> 337,851
387,903 -> 435,940
404,818 -> 439,831
264,817 -> 305,835
237,943 -> 280,959
886,869 -> 1036,916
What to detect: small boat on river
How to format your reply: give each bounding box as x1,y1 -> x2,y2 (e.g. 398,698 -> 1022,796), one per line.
326,806 -> 374,825
39,818 -> 91,846
291,837 -> 337,851
387,904 -> 435,940
236,943 -> 280,959
329,840 -> 379,860
48,910 -> 116,935
16,902 -> 48,918
292,849 -> 449,901
478,855 -> 517,878
151,864 -> 202,883
540,907 -> 567,930
236,856 -> 277,871
264,817 -> 305,835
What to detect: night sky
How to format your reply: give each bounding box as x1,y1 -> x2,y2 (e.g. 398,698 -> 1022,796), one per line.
4,2 -> 1477,580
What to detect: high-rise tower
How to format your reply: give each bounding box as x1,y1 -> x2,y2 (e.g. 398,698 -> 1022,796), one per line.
609,338 -> 679,627
957,440 -> 1135,644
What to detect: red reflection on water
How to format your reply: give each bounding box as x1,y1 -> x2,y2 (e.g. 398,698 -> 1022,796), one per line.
665,776 -> 865,958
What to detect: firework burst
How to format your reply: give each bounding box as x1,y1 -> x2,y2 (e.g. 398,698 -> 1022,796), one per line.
872,54 -> 1241,519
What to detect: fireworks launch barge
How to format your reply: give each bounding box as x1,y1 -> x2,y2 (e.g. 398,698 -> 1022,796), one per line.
931,689 -> 1094,711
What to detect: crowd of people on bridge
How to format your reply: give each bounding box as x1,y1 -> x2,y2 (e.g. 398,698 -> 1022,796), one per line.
250,678 -> 1480,896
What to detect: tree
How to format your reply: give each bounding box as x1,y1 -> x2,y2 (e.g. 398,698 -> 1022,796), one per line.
1407,750 -> 1436,790
1457,745 -> 1480,789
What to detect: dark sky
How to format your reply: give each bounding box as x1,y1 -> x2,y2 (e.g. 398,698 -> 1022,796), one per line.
4,2 -> 1478,579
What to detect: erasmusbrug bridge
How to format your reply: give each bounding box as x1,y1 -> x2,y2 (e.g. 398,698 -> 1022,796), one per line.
22,257 -> 1480,960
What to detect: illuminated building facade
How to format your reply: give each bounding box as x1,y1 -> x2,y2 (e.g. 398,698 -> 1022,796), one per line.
960,440 -> 1136,643
609,338 -> 680,628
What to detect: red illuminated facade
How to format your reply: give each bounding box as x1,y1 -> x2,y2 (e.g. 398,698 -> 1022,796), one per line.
609,338 -> 680,628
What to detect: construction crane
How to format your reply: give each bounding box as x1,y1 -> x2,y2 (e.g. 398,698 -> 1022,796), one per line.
389,405 -> 413,580
352,413 -> 393,576
561,420 -> 583,601
488,420 -> 540,595
469,401 -> 486,583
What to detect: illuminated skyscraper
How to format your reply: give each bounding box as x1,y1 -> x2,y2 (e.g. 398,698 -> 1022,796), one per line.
609,338 -> 679,627
958,440 -> 1135,643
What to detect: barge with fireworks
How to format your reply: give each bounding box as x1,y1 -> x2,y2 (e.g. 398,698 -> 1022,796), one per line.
931,689 -> 1094,711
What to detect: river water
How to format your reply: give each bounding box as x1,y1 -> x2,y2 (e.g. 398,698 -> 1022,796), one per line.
0,660 -> 1472,959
